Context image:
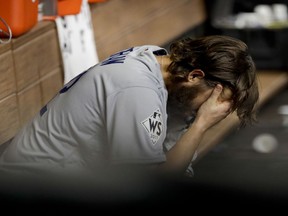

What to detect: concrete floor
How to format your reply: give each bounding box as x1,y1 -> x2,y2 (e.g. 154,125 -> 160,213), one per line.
190,83 -> 288,207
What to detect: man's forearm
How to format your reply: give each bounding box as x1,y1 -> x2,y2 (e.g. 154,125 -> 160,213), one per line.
159,122 -> 206,174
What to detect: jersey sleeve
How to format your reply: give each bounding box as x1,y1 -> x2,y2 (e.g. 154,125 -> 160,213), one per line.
106,87 -> 167,164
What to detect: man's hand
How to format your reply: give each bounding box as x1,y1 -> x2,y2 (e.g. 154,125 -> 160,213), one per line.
194,84 -> 233,132
159,85 -> 233,174
219,86 -> 233,102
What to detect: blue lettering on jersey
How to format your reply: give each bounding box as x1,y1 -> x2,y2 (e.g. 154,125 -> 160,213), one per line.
40,105 -> 47,117
40,69 -> 88,116
59,70 -> 88,94
100,47 -> 134,66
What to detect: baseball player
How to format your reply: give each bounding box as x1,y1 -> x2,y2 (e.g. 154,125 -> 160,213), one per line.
0,35 -> 259,177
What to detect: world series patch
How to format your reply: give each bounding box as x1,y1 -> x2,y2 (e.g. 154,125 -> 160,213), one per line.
141,108 -> 163,145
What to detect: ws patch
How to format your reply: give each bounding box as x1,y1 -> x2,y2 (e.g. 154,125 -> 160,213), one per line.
141,108 -> 163,145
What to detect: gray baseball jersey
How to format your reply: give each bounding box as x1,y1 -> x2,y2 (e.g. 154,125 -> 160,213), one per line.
0,45 -> 172,174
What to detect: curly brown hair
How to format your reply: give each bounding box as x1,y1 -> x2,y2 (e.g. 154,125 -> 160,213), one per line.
168,35 -> 259,127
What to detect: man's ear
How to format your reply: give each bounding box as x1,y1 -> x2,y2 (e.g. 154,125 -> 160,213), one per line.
188,69 -> 205,81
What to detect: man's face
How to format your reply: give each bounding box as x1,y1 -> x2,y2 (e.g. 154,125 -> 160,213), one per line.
167,81 -> 213,118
